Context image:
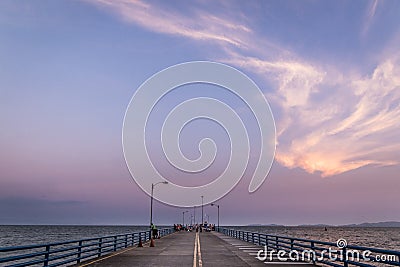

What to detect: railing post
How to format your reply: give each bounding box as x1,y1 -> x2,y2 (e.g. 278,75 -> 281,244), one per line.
98,238 -> 102,257
311,241 -> 316,265
252,233 -> 255,244
43,245 -> 50,267
77,240 -> 82,264
343,247 -> 348,267
113,236 -> 117,251
125,234 -> 128,248
258,233 -> 261,246
290,239 -> 294,250
275,236 -> 279,250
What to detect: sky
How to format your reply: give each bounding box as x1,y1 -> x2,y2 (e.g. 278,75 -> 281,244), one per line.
0,0 -> 400,226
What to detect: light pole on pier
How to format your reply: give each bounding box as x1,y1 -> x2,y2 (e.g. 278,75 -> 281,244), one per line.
150,181 -> 168,228
201,196 -> 204,225
211,203 -> 220,229
182,210 -> 189,226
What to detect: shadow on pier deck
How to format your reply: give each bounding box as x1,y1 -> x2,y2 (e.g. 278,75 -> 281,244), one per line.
77,231 -> 315,267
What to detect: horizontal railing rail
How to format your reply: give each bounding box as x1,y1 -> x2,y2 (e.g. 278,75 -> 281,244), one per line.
0,228 -> 174,267
217,227 -> 400,267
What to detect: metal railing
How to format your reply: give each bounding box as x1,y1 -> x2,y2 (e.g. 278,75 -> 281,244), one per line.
0,228 -> 174,267
217,227 -> 400,267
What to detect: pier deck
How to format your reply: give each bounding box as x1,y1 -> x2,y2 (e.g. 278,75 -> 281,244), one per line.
78,231 -> 315,267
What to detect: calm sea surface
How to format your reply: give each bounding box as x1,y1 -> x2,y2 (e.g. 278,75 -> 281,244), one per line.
0,225 -> 399,251
0,225 -> 150,248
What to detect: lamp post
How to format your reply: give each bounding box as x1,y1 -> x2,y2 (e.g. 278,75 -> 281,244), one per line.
201,196 -> 204,225
210,203 -> 220,229
182,210 -> 189,226
150,181 -> 168,228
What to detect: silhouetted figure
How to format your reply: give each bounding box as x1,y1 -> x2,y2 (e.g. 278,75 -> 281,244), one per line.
151,223 -> 158,238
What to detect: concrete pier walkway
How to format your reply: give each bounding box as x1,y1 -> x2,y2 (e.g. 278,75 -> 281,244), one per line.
78,231 -> 315,267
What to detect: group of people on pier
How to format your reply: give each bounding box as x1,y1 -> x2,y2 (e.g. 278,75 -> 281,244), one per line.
149,222 -> 216,239
173,223 -> 216,232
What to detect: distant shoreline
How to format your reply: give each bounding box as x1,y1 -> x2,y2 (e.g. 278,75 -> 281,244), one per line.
245,221 -> 400,227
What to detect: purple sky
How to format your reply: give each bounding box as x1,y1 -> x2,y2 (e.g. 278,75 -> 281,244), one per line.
1,0 -> 400,225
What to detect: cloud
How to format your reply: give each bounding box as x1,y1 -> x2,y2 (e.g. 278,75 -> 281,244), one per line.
87,0 -> 400,177
88,0 -> 251,48
273,56 -> 400,176
362,0 -> 379,36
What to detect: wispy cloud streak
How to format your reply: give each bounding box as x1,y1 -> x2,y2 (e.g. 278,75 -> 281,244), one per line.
88,0 -> 400,177
362,0 -> 379,36
90,0 -> 251,47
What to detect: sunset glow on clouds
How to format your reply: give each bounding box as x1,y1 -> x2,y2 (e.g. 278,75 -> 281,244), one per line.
88,0 -> 400,177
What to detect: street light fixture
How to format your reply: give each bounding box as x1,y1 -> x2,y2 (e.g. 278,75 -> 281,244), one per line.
150,181 -> 168,228
211,203 -> 220,229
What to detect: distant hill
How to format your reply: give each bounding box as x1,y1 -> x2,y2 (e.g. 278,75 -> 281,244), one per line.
297,224 -> 330,227
245,221 -> 400,227
246,224 -> 283,227
342,221 -> 400,227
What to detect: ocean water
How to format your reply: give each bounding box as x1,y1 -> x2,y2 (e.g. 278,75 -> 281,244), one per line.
0,225 -> 399,252
0,225 -> 152,248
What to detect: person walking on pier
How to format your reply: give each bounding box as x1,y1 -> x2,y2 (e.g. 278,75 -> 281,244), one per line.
151,223 -> 158,239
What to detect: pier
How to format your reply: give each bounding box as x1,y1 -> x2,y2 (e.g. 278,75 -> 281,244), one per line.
76,231 -> 313,267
